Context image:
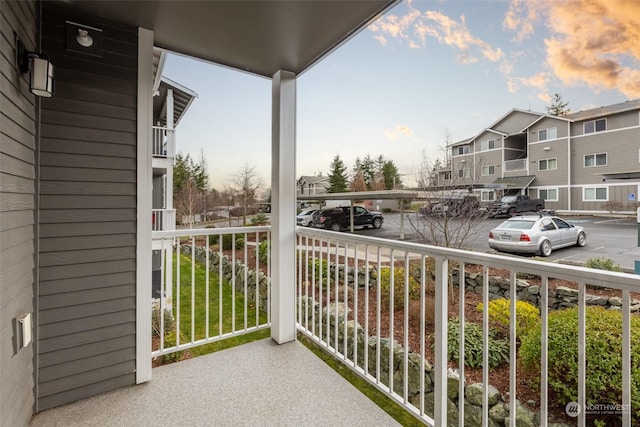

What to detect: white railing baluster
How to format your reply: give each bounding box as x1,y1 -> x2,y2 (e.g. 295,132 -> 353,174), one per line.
509,270 -> 516,427
403,252 -> 409,403
191,236 -> 195,343
578,282 -> 585,427
376,246 -> 381,385
541,275 -> 549,427
420,255 -> 426,418
353,244 -> 359,369
205,235 -> 210,339
482,266 -> 489,426
622,290 -> 631,427
459,261 -> 466,427
434,256 -> 448,426
244,232 -> 248,331
232,234 -> 236,334
218,234 -> 223,337
343,242 -> 349,360
176,237 -> 181,347
389,250 -> 395,394
334,241 -> 339,353
364,245 -> 370,376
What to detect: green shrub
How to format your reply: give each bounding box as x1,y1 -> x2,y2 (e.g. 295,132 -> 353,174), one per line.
476,298 -> 539,339
443,319 -> 510,369
379,267 -> 420,309
585,257 -> 623,272
250,212 -> 269,226
307,257 -> 330,287
520,306 -> 640,420
257,240 -> 269,265
151,308 -> 175,337
221,234 -> 244,250
159,331 -> 188,364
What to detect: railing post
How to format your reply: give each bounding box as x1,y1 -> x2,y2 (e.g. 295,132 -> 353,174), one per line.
434,256 -> 448,425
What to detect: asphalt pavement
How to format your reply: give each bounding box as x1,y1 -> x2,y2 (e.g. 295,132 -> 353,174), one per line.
352,212 -> 640,272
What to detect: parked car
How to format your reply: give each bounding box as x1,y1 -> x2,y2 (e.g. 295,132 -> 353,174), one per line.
488,195 -> 544,218
430,195 -> 481,217
312,206 -> 384,231
296,208 -> 317,226
488,215 -> 586,256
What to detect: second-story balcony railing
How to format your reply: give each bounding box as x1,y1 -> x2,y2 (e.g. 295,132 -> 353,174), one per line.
504,158 -> 527,172
152,209 -> 176,231
152,126 -> 175,158
151,225 -> 638,426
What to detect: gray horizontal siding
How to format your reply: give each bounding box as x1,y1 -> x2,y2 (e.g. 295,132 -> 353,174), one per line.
493,111 -> 540,134
0,1 -> 37,425
37,1 -> 139,411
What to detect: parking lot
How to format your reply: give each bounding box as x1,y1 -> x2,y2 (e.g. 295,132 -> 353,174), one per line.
352,212 -> 640,272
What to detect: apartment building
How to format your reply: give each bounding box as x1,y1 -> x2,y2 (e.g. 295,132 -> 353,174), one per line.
443,99 -> 640,214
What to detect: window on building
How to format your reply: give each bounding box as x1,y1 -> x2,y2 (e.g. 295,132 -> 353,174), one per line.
457,145 -> 470,155
538,158 -> 557,171
584,187 -> 608,201
442,171 -> 451,180
584,118 -> 606,134
481,165 -> 495,176
481,190 -> 495,201
584,153 -> 607,167
539,188 -> 558,201
458,168 -> 470,178
538,127 -> 557,141
479,139 -> 496,151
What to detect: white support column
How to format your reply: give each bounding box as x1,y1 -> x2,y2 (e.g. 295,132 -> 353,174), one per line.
166,89 -> 175,158
271,70 -> 297,344
136,27 -> 153,384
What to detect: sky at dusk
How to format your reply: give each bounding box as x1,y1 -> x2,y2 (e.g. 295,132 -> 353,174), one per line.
162,0 -> 640,191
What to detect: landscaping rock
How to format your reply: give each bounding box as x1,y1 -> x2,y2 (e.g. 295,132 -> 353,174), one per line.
514,400 -> 540,427
447,368 -> 464,399
465,383 -> 501,406
488,402 -> 508,422
422,392 -> 459,427
555,286 -> 578,297
585,295 -> 608,306
462,402 -> 502,427
608,296 -> 622,306
527,285 -> 540,295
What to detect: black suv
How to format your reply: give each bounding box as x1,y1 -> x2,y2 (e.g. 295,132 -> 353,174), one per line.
312,206 -> 384,231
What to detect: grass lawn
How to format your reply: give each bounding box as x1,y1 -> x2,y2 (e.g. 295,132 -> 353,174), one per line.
170,252 -> 269,357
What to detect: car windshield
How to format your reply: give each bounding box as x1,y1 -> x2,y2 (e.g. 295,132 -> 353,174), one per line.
498,220 -> 535,230
298,209 -> 315,216
501,196 -> 517,203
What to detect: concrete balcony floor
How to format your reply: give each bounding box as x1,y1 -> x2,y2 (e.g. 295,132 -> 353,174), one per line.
30,338 -> 400,426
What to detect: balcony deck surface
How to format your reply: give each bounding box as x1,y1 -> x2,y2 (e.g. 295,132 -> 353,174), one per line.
30,338 -> 400,426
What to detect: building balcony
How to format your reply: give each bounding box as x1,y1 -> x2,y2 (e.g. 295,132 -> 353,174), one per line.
152,208 -> 176,231
504,158 -> 527,172
152,126 -> 175,158
32,226 -> 638,426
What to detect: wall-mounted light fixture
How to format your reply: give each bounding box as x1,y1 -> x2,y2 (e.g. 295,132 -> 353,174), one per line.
543,147 -> 551,152
15,33 -> 54,98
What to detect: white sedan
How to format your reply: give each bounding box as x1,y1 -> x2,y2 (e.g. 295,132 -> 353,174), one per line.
488,215 -> 586,256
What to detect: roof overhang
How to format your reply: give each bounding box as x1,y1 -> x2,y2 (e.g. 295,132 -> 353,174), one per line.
491,175 -> 536,190
599,171 -> 640,180
154,77 -> 198,127
298,190 -> 420,201
63,0 -> 400,78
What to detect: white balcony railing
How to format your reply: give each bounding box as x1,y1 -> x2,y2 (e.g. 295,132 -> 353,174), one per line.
295,227 -> 637,427
152,126 -> 175,158
151,227 -> 271,358
150,225 -> 638,426
504,158 -> 527,172
152,208 -> 176,231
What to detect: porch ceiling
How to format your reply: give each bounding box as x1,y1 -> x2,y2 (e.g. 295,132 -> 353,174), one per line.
63,0 -> 399,78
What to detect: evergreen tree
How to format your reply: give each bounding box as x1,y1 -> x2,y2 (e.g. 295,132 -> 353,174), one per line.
381,160 -> 401,189
546,93 -> 570,116
327,155 -> 349,193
